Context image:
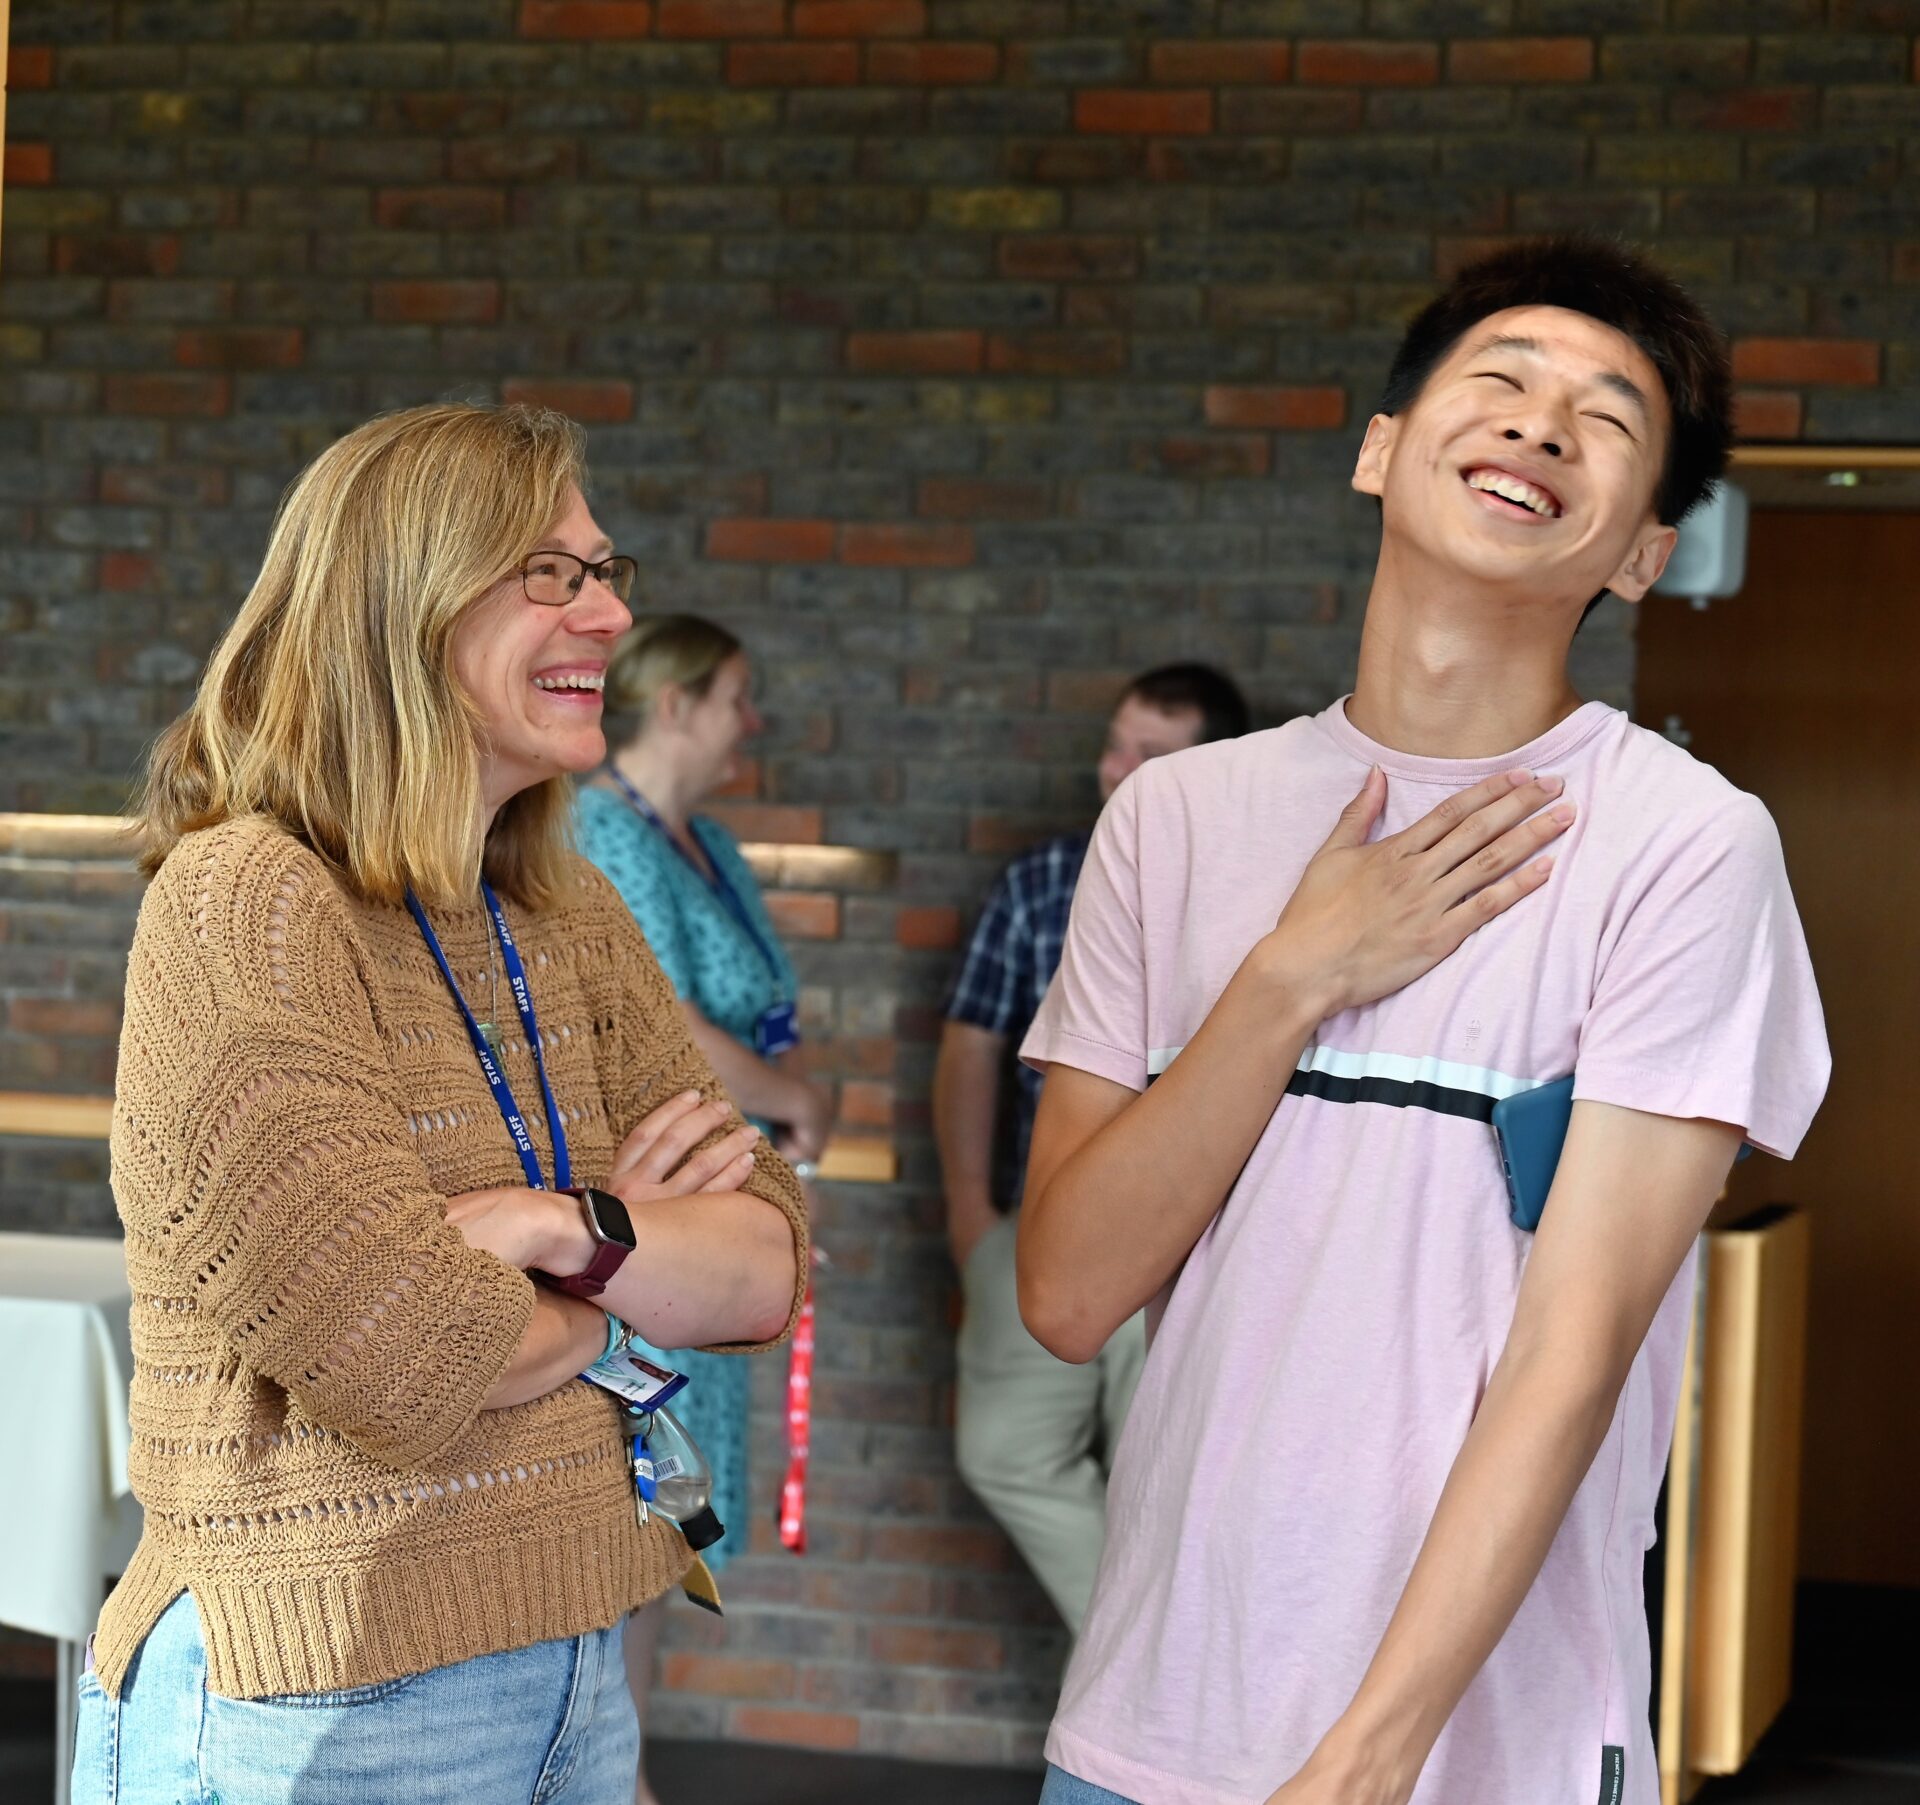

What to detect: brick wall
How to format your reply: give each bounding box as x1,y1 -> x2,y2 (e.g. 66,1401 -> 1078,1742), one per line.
3,0 -> 1918,1768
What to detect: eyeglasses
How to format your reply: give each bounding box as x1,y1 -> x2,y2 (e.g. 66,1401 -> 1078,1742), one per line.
519,551 -> 638,607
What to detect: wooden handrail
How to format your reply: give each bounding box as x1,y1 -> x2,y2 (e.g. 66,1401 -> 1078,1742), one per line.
0,1092 -> 897,1183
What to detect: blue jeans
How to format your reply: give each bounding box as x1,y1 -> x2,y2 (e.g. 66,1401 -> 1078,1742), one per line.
1041,1765 -> 1143,1804
72,1592 -> 639,1805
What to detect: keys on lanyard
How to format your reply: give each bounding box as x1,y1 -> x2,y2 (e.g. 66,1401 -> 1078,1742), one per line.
406,881 -> 572,1193
629,1409 -> 654,1526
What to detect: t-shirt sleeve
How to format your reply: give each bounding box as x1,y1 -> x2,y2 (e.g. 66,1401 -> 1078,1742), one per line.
944,863 -> 1030,1037
1019,778 -> 1150,1093
1572,791 -> 1829,1159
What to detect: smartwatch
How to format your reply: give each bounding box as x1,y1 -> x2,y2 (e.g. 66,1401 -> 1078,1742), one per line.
547,1187 -> 636,1298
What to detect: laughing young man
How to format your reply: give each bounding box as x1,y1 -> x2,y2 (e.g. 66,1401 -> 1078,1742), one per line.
1018,240 -> 1830,1805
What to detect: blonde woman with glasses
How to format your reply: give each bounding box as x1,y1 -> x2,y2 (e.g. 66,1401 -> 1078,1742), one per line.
73,403 -> 807,1805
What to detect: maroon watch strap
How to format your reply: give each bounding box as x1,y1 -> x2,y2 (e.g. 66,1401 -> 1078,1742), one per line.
548,1187 -> 634,1299
552,1237 -> 628,1299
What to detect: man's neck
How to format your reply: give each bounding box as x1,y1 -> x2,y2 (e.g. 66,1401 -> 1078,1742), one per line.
1344,549 -> 1587,760
612,739 -> 699,837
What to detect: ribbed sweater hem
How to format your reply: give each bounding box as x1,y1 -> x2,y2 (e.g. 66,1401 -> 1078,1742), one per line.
92,1506 -> 691,1700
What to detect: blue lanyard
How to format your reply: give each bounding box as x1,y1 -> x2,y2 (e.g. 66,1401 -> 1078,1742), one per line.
405,882 -> 572,1193
602,766 -> 791,996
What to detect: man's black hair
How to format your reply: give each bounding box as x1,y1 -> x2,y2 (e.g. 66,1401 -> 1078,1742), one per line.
1379,236 -> 1733,529
1125,663 -> 1251,744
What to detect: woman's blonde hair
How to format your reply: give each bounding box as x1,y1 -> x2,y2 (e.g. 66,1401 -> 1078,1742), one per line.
603,614 -> 743,747
138,401 -> 588,909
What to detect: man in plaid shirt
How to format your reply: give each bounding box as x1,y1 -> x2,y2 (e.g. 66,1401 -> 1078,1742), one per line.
935,664 -> 1249,1632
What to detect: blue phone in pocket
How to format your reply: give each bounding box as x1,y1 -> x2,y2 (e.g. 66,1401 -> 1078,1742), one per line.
1491,1074 -> 1751,1232
1491,1076 -> 1577,1232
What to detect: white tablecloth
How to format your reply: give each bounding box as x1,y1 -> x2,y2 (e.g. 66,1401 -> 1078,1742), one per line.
0,1232 -> 141,1644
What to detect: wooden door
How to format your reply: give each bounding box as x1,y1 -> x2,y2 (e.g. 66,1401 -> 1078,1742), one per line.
1635,509 -> 1920,1588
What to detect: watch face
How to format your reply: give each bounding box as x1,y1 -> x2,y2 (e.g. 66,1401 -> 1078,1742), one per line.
586,1187 -> 636,1250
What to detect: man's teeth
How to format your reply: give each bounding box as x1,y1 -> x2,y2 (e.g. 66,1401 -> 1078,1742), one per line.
533,674 -> 604,691
1466,471 -> 1560,517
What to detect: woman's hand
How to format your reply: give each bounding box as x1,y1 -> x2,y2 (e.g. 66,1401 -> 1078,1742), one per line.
772,1076 -> 832,1167
1255,766 -> 1573,1022
444,1186 -> 587,1273
607,1088 -> 759,1206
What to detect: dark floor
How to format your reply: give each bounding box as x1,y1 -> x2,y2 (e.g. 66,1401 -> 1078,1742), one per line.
8,1694 -> 1917,1804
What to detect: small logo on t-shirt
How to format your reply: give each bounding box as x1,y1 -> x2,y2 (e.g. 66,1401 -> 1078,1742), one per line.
1597,1745 -> 1625,1805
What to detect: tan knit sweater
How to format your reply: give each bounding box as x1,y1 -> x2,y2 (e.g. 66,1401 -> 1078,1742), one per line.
96,815 -> 807,1700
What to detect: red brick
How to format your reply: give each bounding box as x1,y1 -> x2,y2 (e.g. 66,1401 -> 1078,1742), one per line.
104,373 -> 231,416
1447,37 -> 1593,83
1075,88 -> 1213,135
1147,40 -> 1291,85
846,329 -> 983,375
708,802 -> 825,843
518,0 -> 652,34
4,143 -> 53,186
764,892 -> 841,941
9,997 -> 121,1038
660,1654 -> 794,1699
8,46 -> 54,88
1669,88 -> 1814,132
916,477 -> 1050,520
706,517 -> 836,562
1152,433 -> 1271,478
173,328 -> 304,369
838,1080 -> 894,1127
375,187 -> 507,231
895,905 -> 961,950
502,377 -> 634,422
728,41 -> 860,84
839,523 -> 975,566
998,235 -> 1137,281
987,330 -> 1127,376
99,552 -> 156,591
1731,337 -> 1879,387
1298,40 -> 1439,85
866,42 -> 998,84
793,0 -> 923,34
1203,385 -> 1346,430
55,235 -> 181,278
867,1624 -> 1003,1671
1732,389 -> 1803,441
372,281 -> 501,325
729,1706 -> 861,1752
656,0 -> 783,34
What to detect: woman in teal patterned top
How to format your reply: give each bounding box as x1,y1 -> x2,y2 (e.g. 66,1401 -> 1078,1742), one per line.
577,615 -> 829,1805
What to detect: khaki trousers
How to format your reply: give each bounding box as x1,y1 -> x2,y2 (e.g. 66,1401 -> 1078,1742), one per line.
954,1214 -> 1146,1635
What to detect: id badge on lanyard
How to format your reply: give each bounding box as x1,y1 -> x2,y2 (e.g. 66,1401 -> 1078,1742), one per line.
754,1000 -> 801,1057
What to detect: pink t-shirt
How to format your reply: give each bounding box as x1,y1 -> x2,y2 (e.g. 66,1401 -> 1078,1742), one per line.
1022,698 -> 1828,1805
